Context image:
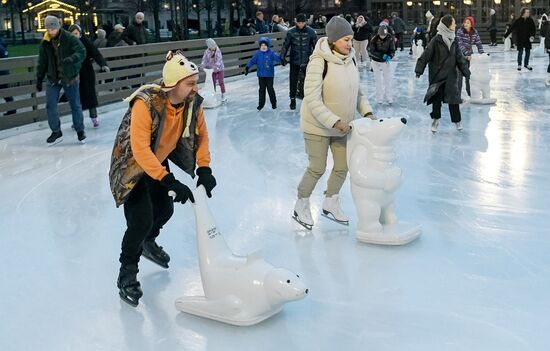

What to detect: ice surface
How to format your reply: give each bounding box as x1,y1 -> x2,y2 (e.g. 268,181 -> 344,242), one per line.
1,49 -> 550,351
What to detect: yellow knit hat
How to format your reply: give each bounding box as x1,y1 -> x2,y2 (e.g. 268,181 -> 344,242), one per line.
161,50 -> 199,90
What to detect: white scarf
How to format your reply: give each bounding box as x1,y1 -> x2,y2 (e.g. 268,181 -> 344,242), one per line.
437,21 -> 455,49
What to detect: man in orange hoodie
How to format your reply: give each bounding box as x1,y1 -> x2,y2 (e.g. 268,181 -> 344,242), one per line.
109,51 -> 216,307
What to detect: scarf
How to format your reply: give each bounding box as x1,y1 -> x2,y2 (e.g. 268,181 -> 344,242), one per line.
437,21 -> 455,49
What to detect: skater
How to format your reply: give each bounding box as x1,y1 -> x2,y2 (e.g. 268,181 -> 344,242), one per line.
391,12 -> 407,51
36,16 -> 87,145
201,38 -> 227,102
294,16 -> 374,230
409,26 -> 426,55
109,51 -> 216,307
456,16 -> 484,96
415,14 -> 470,133
245,37 -> 282,110
504,7 -> 537,71
0,37 -> 15,116
368,25 -> 395,104
352,15 -> 371,68
69,24 -> 110,128
544,16 -> 550,85
488,9 -> 498,46
280,13 -> 317,110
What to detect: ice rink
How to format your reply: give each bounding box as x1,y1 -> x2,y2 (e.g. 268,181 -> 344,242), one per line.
1,48 -> 550,351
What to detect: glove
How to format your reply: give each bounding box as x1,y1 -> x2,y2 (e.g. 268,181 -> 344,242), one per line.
196,167 -> 217,198
160,173 -> 195,204
63,57 -> 73,64
383,54 -> 391,63
415,74 -> 420,79
244,66 -> 249,76
529,36 -> 534,43
280,57 -> 287,66
36,80 -> 42,92
101,66 -> 110,72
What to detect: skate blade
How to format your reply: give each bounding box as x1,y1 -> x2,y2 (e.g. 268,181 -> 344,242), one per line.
119,291 -> 139,307
47,138 -> 63,146
292,214 -> 313,230
142,253 -> 169,269
321,211 -> 349,226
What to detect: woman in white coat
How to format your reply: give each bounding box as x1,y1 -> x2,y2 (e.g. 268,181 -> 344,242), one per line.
293,16 -> 375,230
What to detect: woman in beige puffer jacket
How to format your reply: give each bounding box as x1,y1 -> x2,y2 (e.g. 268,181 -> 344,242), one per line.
293,16 -> 375,230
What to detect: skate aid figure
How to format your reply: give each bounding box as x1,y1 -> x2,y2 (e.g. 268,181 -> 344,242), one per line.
109,51 -> 217,307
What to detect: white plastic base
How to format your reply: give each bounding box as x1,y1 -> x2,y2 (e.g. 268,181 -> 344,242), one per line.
546,80 -> 550,87
469,98 -> 497,105
175,296 -> 283,326
356,221 -> 422,246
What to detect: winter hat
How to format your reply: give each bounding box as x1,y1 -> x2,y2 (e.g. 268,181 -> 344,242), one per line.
206,38 -> 217,49
326,15 -> 354,43
378,26 -> 388,36
96,28 -> 106,39
464,16 -> 475,29
68,24 -> 82,36
44,16 -> 61,30
135,12 -> 145,20
114,24 -> 125,31
490,9 -> 496,16
296,13 -> 307,23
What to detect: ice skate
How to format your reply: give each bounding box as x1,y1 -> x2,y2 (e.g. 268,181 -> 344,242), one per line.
293,198 -> 313,230
546,74 -> 550,87
117,264 -> 143,307
454,122 -> 463,131
431,119 -> 439,133
92,117 -> 99,128
46,131 -> 63,146
77,130 -> 86,144
289,98 -> 296,110
517,65 -> 522,71
221,93 -> 227,102
524,65 -> 533,71
322,194 -> 349,225
142,240 -> 170,269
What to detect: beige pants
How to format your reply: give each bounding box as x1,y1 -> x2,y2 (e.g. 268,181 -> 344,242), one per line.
353,39 -> 369,65
297,133 -> 348,198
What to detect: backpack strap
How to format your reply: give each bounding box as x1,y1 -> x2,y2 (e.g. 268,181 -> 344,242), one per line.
322,58 -> 357,79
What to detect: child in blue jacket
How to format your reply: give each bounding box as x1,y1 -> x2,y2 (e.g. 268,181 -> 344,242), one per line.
245,37 -> 282,110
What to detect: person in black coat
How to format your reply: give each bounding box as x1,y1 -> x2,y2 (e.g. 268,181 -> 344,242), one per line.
504,7 -> 537,71
69,24 -> 110,128
488,9 -> 498,46
280,13 -> 317,109
415,15 -> 470,133
0,37 -> 15,115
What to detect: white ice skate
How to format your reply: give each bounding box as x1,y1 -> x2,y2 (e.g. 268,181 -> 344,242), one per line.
431,119 -> 439,133
321,194 -> 349,225
546,74 -> 550,87
293,198 -> 314,230
175,186 -> 308,326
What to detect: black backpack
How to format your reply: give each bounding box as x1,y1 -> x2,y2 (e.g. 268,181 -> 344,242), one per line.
322,57 -> 357,79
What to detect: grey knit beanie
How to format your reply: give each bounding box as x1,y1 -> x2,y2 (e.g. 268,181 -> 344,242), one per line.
206,38 -> 217,49
326,16 -> 354,43
44,16 -> 61,30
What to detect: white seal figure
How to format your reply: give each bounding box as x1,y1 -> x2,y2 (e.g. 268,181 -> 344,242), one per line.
200,68 -> 222,108
347,117 -> 422,245
175,186 -> 308,326
468,54 -> 496,105
412,39 -> 424,59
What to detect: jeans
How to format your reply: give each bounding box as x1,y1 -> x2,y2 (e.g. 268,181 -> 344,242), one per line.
517,47 -> 531,67
46,80 -> 85,133
490,30 -> 497,44
258,77 -> 276,108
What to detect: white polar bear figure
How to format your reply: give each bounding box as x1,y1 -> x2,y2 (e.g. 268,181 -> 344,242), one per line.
347,117 -> 422,245
532,39 -> 546,57
468,54 -> 496,105
201,68 -> 222,108
412,40 -> 424,59
175,186 -> 308,326
503,36 -> 511,52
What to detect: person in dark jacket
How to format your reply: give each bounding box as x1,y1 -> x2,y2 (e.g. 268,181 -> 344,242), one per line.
391,12 -> 407,51
415,15 -> 470,133
0,37 -> 15,115
125,12 -> 147,45
239,19 -> 255,36
505,7 -> 537,71
69,24 -> 110,128
368,26 -> 395,104
245,37 -> 282,110
280,13 -> 317,109
107,24 -> 131,47
409,26 -> 426,55
488,9 -> 498,46
456,16 -> 484,96
543,15 -> 550,86
353,15 -> 371,67
270,15 -> 280,33
94,28 -> 108,48
255,11 -> 269,34
36,16 -> 87,144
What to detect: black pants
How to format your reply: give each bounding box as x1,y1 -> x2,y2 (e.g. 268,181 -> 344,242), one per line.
395,33 -> 403,50
518,47 -> 531,66
120,175 -> 174,265
548,53 -> 550,73
258,77 -> 276,108
490,30 -> 497,44
289,63 -> 306,99
430,84 -> 461,123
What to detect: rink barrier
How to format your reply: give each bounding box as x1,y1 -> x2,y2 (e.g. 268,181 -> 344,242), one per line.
0,30 -> 319,131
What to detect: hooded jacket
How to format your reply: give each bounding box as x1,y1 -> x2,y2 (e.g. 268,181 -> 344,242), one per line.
201,46 -> 224,73
37,29 -> 86,84
280,25 -> 317,65
94,29 -> 108,48
300,37 -> 373,137
368,33 -> 395,62
505,16 -> 537,49
457,17 -> 484,57
246,37 -> 281,77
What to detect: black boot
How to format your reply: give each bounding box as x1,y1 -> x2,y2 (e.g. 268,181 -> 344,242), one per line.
142,240 -> 170,268
290,98 -> 296,110
117,264 -> 143,307
46,131 -> 63,145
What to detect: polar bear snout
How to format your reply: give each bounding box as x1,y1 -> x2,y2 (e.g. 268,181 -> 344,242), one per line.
400,118 -> 407,125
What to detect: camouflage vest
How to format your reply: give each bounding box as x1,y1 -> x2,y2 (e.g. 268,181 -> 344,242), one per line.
109,88 -> 204,207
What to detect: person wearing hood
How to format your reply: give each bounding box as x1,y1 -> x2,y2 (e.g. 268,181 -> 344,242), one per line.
368,25 -> 395,104
504,7 -> 537,71
488,9 -> 498,46
36,16 -> 87,144
352,15 -> 371,68
425,11 -> 435,42
69,24 -> 110,128
201,38 -> 227,102
94,28 -> 107,48
457,16 -> 484,96
415,15 -> 470,133
125,12 -> 148,45
0,37 -> 15,115
293,16 -> 374,230
245,37 -> 282,110
542,14 -> 550,85
391,12 -> 407,51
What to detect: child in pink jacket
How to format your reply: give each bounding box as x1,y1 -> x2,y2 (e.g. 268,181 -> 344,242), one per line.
201,38 -> 227,101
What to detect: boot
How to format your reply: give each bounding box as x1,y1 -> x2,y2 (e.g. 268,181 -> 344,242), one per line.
322,194 -> 349,225
431,118 -> 439,133
46,131 -> 63,145
142,239 -> 170,268
546,73 -> 550,87
290,98 -> 296,110
293,198 -> 313,230
92,117 -> 99,128
454,122 -> 463,131
117,264 -> 143,307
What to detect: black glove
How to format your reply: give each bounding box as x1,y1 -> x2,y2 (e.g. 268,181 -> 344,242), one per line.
36,80 -> 43,92
196,167 -> 217,198
280,57 -> 287,66
244,67 -> 249,76
160,173 -> 195,204
415,74 -> 420,79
